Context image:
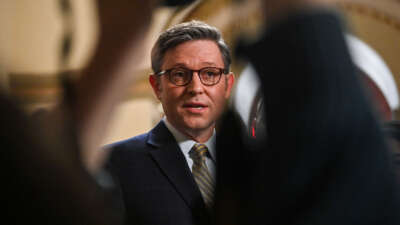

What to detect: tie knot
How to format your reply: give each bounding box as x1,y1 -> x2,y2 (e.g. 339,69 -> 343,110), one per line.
189,144 -> 209,163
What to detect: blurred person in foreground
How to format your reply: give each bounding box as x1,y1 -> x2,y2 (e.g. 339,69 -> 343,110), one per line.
1,0 -> 160,224
214,0 -> 400,225
105,20 -> 235,225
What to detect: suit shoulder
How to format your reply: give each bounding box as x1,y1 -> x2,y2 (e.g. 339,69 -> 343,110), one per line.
105,133 -> 149,153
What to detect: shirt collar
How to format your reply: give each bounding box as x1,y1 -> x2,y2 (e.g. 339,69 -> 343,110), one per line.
162,117 -> 216,162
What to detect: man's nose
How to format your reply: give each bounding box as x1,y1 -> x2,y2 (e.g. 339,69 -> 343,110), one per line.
187,71 -> 204,94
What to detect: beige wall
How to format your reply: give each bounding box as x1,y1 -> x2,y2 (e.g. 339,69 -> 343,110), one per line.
0,0 -> 98,74
102,98 -> 162,145
0,0 -> 158,141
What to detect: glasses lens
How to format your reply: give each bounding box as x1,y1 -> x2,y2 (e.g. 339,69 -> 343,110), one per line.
169,68 -> 191,85
199,67 -> 222,85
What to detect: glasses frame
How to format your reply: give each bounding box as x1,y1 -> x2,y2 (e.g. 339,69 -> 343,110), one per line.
156,67 -> 229,86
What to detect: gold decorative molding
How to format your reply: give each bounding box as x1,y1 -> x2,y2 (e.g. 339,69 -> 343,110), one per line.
8,68 -> 155,105
8,73 -> 63,104
337,2 -> 400,31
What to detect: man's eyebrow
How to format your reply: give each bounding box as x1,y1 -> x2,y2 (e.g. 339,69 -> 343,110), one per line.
179,62 -> 218,67
167,62 -> 219,69
170,63 -> 188,68
202,62 -> 218,66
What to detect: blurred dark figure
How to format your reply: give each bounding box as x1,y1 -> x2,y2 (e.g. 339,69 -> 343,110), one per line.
162,0 -> 196,6
0,92 -> 123,224
1,0 -> 160,224
383,121 -> 400,177
215,1 -> 400,225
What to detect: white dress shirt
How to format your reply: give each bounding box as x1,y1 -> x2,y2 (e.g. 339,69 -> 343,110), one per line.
163,117 -> 217,180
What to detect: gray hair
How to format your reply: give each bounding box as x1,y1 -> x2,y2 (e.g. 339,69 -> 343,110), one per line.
151,20 -> 231,74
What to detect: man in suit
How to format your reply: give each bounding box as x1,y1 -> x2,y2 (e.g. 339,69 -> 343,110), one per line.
106,20 -> 235,225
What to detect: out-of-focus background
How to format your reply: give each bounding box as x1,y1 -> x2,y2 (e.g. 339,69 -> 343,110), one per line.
1,0 -> 399,144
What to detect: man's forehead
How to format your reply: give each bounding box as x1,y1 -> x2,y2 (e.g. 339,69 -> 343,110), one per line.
161,40 -> 224,69
165,62 -> 219,68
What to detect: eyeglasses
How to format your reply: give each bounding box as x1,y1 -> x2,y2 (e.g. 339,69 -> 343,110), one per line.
156,67 -> 229,86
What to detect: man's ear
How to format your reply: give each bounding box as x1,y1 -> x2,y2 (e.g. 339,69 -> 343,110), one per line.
149,74 -> 161,100
225,72 -> 235,99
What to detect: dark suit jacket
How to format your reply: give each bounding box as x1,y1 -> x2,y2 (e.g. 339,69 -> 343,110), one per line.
107,121 -> 211,225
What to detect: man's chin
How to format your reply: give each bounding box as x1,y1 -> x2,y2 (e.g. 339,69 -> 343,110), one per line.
182,120 -> 214,133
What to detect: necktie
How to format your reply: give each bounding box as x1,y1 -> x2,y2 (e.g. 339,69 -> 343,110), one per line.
189,143 -> 215,208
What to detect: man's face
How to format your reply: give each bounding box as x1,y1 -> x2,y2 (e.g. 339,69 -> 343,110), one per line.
150,40 -> 234,140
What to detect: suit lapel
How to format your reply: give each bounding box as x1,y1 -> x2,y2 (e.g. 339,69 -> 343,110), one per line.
147,121 -> 206,211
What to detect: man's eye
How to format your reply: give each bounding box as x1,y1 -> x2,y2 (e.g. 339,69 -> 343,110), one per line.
172,71 -> 187,77
203,70 -> 218,76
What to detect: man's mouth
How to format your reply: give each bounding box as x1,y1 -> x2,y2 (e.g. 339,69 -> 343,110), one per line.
183,102 -> 208,112
183,103 -> 207,108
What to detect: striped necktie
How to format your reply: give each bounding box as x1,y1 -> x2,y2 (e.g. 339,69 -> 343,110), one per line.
189,143 -> 215,209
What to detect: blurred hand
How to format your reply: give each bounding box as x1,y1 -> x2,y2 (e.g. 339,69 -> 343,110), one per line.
73,0 -> 160,173
96,0 -> 159,40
